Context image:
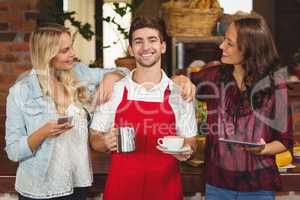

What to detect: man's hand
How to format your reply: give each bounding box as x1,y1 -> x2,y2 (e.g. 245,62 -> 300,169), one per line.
103,128 -> 118,152
172,145 -> 193,161
89,128 -> 117,152
172,75 -> 196,102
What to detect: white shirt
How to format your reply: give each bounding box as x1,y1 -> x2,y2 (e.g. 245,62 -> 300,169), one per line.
91,70 -> 197,138
17,105 -> 93,198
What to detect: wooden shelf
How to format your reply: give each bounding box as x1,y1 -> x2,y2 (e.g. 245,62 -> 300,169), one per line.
170,36 -> 223,74
172,36 -> 224,43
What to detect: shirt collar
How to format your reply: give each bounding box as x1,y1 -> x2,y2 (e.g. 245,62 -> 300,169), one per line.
126,69 -> 170,93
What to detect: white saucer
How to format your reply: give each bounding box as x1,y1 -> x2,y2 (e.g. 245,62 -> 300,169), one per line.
156,145 -> 191,154
278,164 -> 296,173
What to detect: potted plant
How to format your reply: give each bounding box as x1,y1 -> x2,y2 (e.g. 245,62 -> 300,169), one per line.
103,2 -> 136,70
44,1 -> 143,69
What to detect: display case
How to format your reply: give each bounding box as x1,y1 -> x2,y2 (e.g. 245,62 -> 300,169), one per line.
169,36 -> 223,74
288,82 -> 300,144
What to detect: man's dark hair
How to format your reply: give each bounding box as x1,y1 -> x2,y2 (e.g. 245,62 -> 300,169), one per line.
128,16 -> 166,46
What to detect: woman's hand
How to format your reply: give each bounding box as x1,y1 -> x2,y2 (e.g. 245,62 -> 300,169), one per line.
28,120 -> 73,152
171,75 -> 196,102
92,71 -> 125,108
244,138 -> 266,155
245,139 -> 287,156
41,120 -> 73,138
172,145 -> 193,161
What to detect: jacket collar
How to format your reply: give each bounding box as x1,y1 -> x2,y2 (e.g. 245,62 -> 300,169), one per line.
29,69 -> 44,99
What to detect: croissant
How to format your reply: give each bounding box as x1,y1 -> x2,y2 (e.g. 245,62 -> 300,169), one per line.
189,0 -> 199,8
211,0 -> 221,9
191,0 -> 211,10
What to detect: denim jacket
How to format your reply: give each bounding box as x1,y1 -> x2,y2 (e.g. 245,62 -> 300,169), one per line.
5,62 -> 128,181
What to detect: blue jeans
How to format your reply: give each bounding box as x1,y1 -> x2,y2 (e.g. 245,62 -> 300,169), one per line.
205,184 -> 275,200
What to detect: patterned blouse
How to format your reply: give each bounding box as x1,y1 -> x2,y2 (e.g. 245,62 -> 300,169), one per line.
191,66 -> 293,192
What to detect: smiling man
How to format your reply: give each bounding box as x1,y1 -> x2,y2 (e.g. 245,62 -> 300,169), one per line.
89,16 -> 197,200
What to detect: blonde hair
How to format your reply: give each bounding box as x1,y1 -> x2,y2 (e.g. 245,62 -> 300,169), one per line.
29,23 -> 90,115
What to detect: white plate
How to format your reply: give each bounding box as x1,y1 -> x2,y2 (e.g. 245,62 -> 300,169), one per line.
279,164 -> 296,169
156,145 -> 191,154
278,164 -> 296,173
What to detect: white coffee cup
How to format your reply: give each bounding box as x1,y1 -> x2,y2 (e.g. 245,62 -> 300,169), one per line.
157,136 -> 184,150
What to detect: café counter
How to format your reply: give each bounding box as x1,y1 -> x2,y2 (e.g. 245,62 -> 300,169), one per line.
89,152 -> 300,196
1,150 -> 300,196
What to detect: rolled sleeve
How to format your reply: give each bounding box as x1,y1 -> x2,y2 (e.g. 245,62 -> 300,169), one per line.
170,84 -> 198,137
90,97 -> 114,133
90,114 -> 112,133
177,100 -> 198,137
90,102 -> 115,133
90,84 -> 124,133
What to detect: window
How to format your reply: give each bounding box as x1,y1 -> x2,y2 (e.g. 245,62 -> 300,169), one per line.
64,0 -> 131,68
103,2 -> 131,67
63,0 -> 96,65
219,0 -> 252,14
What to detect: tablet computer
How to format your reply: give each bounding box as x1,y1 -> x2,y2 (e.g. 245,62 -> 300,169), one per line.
219,138 -> 264,147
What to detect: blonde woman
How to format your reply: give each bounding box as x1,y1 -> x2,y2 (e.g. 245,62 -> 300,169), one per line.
5,23 -> 128,200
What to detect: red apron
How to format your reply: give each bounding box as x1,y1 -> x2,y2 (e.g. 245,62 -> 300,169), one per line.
103,85 -> 182,200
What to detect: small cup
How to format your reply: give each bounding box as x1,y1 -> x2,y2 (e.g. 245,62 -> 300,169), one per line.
116,127 -> 135,153
157,136 -> 184,150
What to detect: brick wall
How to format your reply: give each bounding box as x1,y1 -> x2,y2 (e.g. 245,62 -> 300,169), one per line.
0,0 -> 39,181
0,0 -> 39,102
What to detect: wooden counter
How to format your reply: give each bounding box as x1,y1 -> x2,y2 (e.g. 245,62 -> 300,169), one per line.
90,152 -> 205,197
1,149 -> 300,196
90,152 -> 300,196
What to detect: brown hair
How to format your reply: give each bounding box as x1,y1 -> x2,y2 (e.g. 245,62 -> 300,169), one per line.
128,16 -> 166,46
220,16 -> 281,108
234,17 -> 280,87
